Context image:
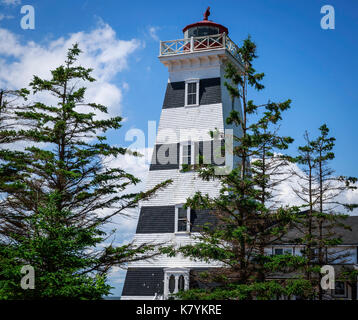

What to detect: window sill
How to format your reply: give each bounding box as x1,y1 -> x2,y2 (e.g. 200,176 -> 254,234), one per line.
184,104 -> 199,108
174,231 -> 191,236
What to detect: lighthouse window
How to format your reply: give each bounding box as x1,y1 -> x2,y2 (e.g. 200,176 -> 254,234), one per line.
185,79 -> 199,106
175,205 -> 191,233
163,268 -> 189,299
187,26 -> 219,37
182,144 -> 192,165
178,208 -> 187,232
169,275 -> 175,294
178,275 -> 185,291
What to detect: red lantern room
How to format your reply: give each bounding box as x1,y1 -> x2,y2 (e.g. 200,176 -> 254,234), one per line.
182,7 -> 229,38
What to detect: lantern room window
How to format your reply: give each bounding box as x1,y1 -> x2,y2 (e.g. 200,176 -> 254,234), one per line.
185,79 -> 199,106
186,26 -> 220,38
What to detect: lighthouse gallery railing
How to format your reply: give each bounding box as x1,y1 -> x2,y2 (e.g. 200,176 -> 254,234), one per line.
159,33 -> 242,62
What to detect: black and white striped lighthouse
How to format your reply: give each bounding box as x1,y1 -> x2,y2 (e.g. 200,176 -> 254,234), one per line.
121,8 -> 243,300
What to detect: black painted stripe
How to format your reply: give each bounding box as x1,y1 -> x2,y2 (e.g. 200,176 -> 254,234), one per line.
136,206 -> 217,234
149,140 -> 225,171
136,206 -> 175,234
122,268 -> 164,296
191,209 -> 217,232
122,267 -> 213,296
162,78 -> 221,109
149,143 -> 180,171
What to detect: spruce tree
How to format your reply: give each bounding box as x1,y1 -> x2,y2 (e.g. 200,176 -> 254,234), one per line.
291,124 -> 357,299
0,44 -> 170,299
170,37 -> 310,300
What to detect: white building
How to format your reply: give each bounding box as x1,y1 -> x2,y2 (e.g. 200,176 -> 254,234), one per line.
121,9 -> 358,300
121,8 -> 243,300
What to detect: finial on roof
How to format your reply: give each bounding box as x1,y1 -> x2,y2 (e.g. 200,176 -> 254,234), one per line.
203,6 -> 210,21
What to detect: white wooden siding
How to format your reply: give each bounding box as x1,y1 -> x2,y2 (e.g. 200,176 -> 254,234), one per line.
156,103 -> 224,144
142,169 -> 221,207
128,233 -> 222,268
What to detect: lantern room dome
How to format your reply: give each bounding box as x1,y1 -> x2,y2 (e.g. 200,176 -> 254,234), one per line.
182,7 -> 229,38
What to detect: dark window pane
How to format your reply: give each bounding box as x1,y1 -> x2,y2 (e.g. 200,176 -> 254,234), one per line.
274,248 -> 283,255
188,27 -> 198,37
196,142 -> 203,164
188,82 -> 196,93
178,208 -> 187,219
187,93 -> 196,105
197,26 -> 219,36
178,275 -> 185,291
178,220 -> 187,232
169,275 -> 175,293
182,145 -> 191,164
187,145 -> 191,155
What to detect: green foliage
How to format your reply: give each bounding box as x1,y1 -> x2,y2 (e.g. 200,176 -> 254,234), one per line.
291,124 -> 357,299
167,36 -> 302,299
0,193 -> 112,299
0,44 -> 171,299
175,280 -> 315,300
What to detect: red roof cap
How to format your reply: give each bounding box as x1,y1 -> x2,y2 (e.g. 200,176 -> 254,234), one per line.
182,7 -> 229,35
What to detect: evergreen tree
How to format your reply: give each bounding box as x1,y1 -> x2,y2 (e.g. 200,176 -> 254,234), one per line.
169,37 -> 311,300
0,44 -> 170,299
291,124 -> 357,299
0,88 -> 30,233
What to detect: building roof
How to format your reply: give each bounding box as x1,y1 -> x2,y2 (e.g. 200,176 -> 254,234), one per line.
278,215 -> 358,245
182,7 -> 229,35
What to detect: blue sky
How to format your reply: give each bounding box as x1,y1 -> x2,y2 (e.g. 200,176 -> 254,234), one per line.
1,0 -> 358,297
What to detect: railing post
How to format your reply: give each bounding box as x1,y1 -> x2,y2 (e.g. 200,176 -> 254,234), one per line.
190,36 -> 194,52
159,41 -> 162,56
223,32 -> 226,49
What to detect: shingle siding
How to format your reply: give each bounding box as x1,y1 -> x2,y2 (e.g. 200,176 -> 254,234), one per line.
191,209 -> 217,232
122,268 -> 164,296
162,81 -> 186,109
156,103 -> 224,145
136,206 -> 175,234
136,206 -> 217,234
199,78 -> 222,105
149,140 -> 225,171
142,170 -> 221,207
162,78 -> 221,109
149,143 -> 180,171
122,267 -> 214,296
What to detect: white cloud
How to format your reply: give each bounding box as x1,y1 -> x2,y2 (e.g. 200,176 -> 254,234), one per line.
0,21 -> 142,116
106,153 -> 358,246
148,26 -> 159,42
1,0 -> 21,5
102,147 -> 153,241
273,161 -> 358,215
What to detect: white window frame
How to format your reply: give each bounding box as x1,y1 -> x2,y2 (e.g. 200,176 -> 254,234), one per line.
175,204 -> 191,233
163,268 -> 190,299
185,79 -> 199,107
180,141 -> 195,167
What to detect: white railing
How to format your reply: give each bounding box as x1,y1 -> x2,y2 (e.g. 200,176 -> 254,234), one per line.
225,36 -> 242,63
159,33 -> 242,63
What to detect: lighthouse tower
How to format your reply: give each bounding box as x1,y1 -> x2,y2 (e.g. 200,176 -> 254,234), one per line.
121,8 -> 243,300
